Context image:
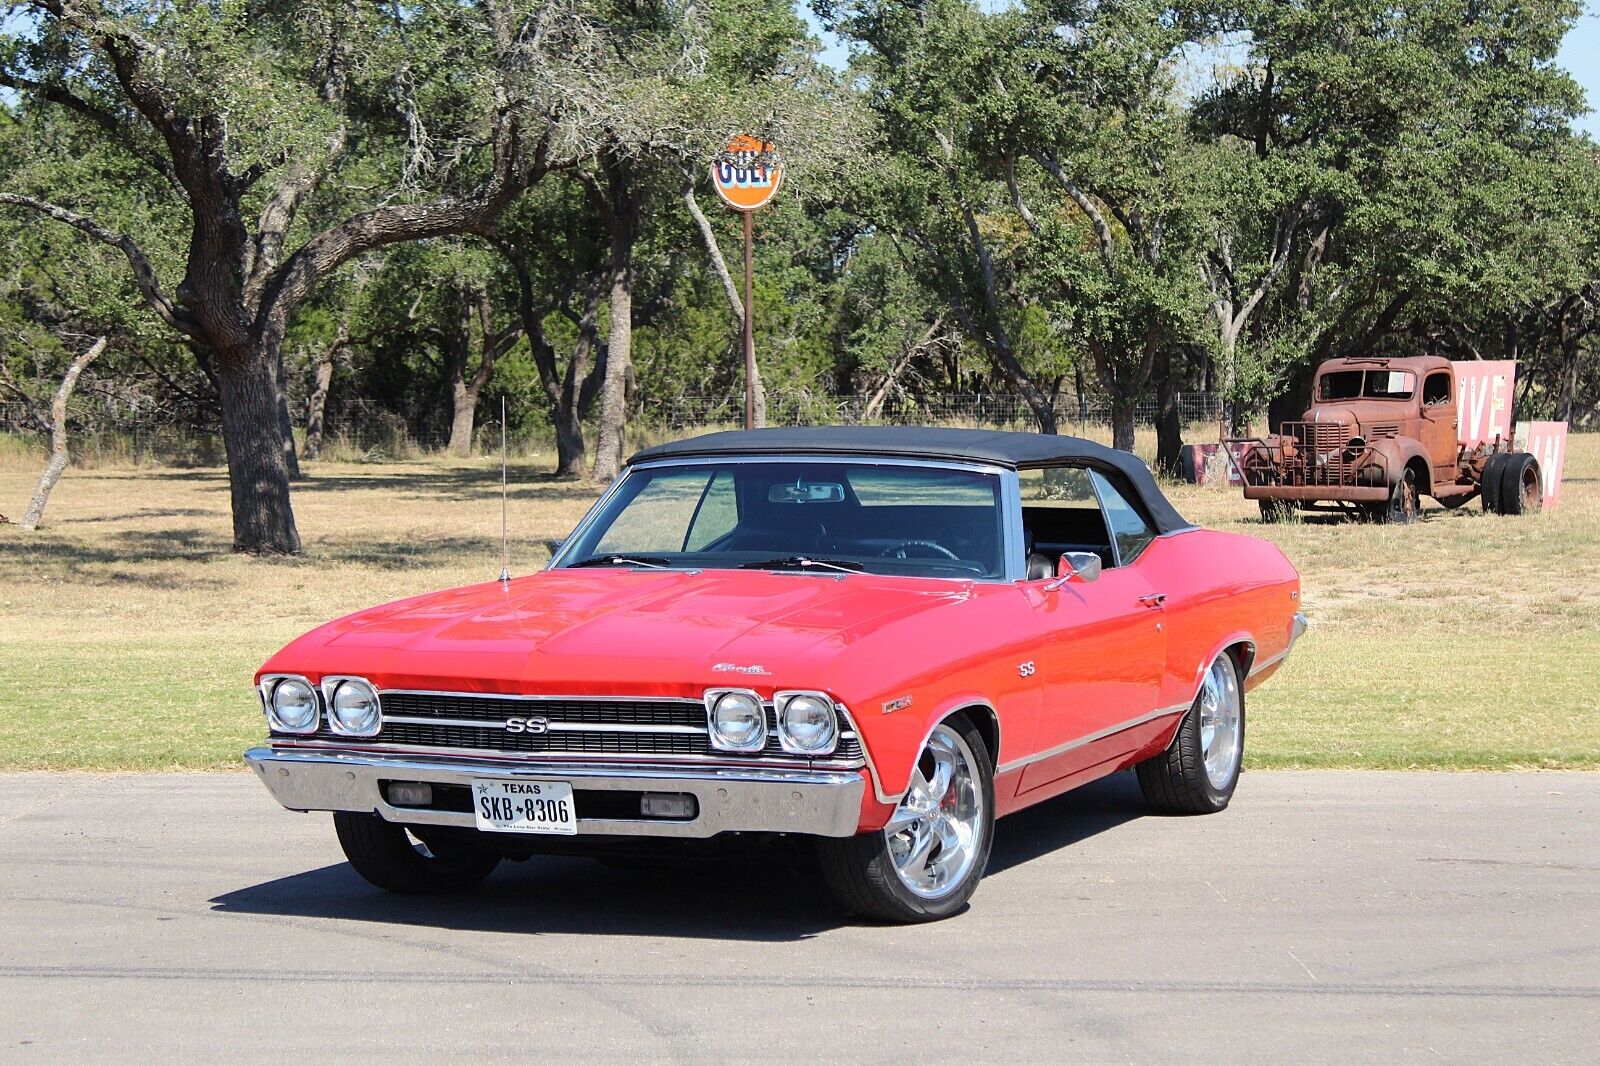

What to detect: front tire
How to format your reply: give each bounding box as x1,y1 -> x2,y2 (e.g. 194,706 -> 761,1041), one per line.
1258,499 -> 1295,524
1136,652 -> 1245,814
817,715 -> 994,923
333,812 -> 500,894
1368,469 -> 1419,524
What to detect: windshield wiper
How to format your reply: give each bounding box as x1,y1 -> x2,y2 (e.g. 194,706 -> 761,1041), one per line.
741,555 -> 864,574
569,554 -> 671,569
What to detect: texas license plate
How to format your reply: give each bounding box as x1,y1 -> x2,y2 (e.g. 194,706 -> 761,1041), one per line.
470,779 -> 577,835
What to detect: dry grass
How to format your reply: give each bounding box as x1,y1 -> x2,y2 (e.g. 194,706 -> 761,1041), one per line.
1,431 -> 1596,771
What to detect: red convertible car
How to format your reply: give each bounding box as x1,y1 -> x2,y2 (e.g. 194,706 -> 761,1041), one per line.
249,427 -> 1304,922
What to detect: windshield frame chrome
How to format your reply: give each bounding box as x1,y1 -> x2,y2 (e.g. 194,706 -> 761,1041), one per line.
548,453 -> 1023,583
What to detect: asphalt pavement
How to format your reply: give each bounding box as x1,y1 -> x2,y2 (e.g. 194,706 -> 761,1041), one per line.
1,769 -> 1595,1063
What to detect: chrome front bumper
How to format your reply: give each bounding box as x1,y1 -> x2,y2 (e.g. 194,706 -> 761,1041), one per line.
245,747 -> 866,839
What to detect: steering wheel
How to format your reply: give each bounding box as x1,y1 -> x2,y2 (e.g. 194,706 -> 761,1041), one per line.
880,539 -> 961,561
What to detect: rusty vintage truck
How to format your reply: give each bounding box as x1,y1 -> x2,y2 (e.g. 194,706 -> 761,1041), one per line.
1231,355 -> 1542,523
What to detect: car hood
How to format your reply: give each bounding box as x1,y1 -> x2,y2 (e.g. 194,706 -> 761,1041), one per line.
262,568 -> 980,697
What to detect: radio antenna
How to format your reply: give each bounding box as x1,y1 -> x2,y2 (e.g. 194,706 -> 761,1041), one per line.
498,395 -> 510,585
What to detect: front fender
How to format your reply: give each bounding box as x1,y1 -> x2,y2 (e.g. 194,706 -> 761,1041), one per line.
851,689 -> 1005,806
1365,437 -> 1431,492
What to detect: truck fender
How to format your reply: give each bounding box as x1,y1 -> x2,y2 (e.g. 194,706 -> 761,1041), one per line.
1365,438 -> 1432,493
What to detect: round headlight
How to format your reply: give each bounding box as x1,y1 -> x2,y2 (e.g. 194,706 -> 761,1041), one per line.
778,693 -> 838,754
708,691 -> 766,751
329,679 -> 381,736
268,678 -> 319,734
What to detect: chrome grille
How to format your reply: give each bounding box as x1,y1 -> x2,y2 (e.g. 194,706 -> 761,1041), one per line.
282,691 -> 865,765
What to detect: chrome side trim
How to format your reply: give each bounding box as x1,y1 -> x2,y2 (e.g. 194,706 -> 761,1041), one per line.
1248,614 -> 1306,678
995,704 -> 1187,777
246,748 -> 866,839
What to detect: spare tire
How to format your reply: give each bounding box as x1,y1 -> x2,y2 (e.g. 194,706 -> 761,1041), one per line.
1480,453 -> 1507,513
1496,453 -> 1542,515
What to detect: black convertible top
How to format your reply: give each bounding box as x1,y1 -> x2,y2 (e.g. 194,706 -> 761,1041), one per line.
629,426 -> 1193,534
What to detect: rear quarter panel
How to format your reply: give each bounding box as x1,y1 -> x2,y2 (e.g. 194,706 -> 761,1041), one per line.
1135,528 -> 1301,713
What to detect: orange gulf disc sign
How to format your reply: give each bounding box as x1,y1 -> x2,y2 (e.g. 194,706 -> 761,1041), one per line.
711,135 -> 782,211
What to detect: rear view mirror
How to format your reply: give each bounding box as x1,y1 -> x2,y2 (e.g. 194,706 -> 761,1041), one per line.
1054,551 -> 1102,583
768,480 -> 846,504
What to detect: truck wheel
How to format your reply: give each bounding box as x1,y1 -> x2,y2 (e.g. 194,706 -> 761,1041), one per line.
1480,453 -> 1507,513
1136,652 -> 1244,814
1370,470 -> 1419,524
333,812 -> 500,894
1258,499 -> 1295,523
816,715 -> 994,923
1496,453 -> 1542,515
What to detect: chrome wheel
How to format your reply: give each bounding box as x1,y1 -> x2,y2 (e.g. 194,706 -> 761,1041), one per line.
883,724 -> 985,900
1198,656 -> 1243,790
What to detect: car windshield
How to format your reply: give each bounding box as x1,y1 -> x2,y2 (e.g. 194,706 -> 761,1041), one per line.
560,460 -> 1005,579
1318,369 -> 1416,401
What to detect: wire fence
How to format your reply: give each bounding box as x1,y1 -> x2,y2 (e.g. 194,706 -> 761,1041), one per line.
1,392 -> 1228,460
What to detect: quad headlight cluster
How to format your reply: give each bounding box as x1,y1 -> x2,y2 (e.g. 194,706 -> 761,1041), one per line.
703,689 -> 839,755
260,674 -> 381,737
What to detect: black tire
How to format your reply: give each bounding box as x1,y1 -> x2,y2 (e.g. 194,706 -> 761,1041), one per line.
1480,453 -> 1508,513
1258,498 -> 1295,523
1496,453 -> 1542,515
1136,653 -> 1245,814
816,714 -> 995,923
1370,469 -> 1419,524
333,811 -> 500,894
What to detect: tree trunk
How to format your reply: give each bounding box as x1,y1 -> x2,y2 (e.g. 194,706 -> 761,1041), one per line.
1268,358 -> 1317,433
448,381 -> 480,458
591,162 -> 637,484
19,337 -> 107,531
273,345 -> 302,479
216,347 -> 302,554
302,342 -> 339,461
1154,348 -> 1184,478
591,258 -> 632,482
1110,397 -> 1136,453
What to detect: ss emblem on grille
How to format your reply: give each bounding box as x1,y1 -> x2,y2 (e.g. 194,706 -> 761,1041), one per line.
504,716 -> 550,734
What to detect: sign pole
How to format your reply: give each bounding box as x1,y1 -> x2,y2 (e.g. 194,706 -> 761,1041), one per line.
711,135 -> 782,433
742,209 -> 755,430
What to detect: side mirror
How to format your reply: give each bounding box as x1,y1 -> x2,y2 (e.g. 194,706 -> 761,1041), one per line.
543,538 -> 565,557
1047,551 -> 1102,588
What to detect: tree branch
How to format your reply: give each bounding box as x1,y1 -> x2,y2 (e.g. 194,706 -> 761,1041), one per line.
0,192 -> 194,335
1035,152 -> 1116,271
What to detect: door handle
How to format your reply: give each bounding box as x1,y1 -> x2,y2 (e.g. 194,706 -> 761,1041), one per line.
1139,593 -> 1167,608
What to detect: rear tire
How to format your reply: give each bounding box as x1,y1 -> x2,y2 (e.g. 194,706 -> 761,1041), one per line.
817,715 -> 994,923
1496,453 -> 1542,515
1481,453 -> 1508,513
333,812 -> 500,894
1136,653 -> 1245,814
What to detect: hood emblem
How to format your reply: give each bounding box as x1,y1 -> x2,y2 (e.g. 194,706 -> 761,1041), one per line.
881,695 -> 913,714
712,663 -> 770,675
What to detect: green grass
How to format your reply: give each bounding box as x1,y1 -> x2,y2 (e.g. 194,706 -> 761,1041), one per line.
1,431 -> 1596,771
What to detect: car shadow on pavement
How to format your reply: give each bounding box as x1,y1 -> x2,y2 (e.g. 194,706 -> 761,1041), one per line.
210,772 -> 1152,937
986,771 -> 1149,875
210,844 -> 847,941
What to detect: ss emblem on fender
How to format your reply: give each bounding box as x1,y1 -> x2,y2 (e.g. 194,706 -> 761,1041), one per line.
1018,661 -> 1036,678
504,716 -> 550,734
